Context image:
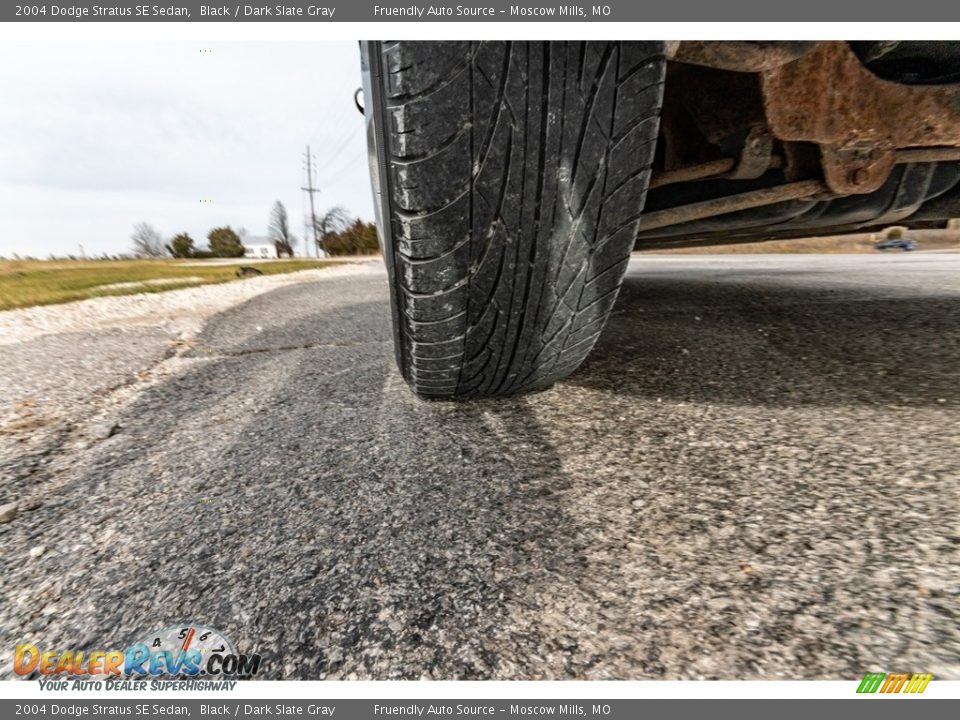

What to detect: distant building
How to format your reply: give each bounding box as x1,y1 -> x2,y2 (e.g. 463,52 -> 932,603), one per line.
243,237 -> 278,260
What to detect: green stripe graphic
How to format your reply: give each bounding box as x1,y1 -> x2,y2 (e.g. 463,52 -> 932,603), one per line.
857,672 -> 886,693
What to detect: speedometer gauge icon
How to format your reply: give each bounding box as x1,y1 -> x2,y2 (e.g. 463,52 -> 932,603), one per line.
132,624 -> 235,674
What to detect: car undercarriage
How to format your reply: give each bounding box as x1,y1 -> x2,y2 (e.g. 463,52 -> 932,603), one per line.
637,41 -> 960,249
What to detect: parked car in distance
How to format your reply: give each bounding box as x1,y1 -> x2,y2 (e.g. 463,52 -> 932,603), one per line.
875,237 -> 919,251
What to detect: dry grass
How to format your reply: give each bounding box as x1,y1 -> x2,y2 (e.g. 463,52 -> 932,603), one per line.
638,229 -> 960,254
0,258 -> 345,312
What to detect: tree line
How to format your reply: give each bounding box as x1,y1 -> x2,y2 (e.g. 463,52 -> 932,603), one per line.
131,201 -> 379,259
314,206 -> 379,256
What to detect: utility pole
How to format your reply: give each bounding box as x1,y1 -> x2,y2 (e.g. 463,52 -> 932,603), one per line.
301,145 -> 322,257
302,212 -> 310,259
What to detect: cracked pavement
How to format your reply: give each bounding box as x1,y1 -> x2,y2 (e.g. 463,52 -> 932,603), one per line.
1,254 -> 958,680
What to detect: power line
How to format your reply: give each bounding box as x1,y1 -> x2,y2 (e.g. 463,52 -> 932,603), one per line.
306,74 -> 359,144
320,126 -> 360,168
315,150 -> 365,187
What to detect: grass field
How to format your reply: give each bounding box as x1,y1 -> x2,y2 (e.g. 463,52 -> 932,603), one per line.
0,258 -> 344,312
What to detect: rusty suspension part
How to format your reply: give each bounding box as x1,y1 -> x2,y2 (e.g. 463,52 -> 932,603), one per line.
648,147 -> 960,192
894,147 -> 960,164
760,42 -> 960,195
638,180 -> 829,232
645,43 -> 960,233
649,156 -> 787,189
648,159 -> 735,189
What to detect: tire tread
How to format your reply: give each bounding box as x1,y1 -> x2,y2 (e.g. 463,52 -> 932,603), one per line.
375,41 -> 665,397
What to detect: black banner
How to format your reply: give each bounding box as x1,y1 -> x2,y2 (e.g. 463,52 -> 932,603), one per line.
3,1 -> 960,22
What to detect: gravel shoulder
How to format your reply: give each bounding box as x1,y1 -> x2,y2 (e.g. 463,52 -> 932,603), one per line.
0,261 -> 383,346
0,261 -> 385,529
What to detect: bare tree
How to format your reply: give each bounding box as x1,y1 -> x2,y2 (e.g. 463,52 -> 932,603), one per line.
131,222 -> 166,257
268,201 -> 297,257
314,206 -> 351,256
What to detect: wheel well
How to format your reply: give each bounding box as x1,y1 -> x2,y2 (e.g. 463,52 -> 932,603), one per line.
636,41 -> 960,248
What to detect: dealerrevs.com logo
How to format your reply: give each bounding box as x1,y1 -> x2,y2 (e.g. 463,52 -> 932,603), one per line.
14,625 -> 262,682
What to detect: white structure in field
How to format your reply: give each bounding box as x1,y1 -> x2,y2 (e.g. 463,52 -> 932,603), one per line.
243,237 -> 278,260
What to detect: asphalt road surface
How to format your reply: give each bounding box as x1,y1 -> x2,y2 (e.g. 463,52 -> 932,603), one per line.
1,253 -> 958,680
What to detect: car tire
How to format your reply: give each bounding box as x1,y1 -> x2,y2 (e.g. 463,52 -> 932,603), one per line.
363,41 -> 666,397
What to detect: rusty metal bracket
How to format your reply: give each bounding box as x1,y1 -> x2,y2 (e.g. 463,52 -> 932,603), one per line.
819,143 -> 895,194
727,125 -> 775,180
760,42 -> 960,195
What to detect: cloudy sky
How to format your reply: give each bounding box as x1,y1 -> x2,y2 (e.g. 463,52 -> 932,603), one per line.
0,41 -> 373,258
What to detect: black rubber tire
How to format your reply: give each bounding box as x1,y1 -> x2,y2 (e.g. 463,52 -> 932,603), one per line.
367,41 -> 666,397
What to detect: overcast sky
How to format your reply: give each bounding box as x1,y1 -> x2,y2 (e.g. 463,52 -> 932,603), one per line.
0,41 -> 373,258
